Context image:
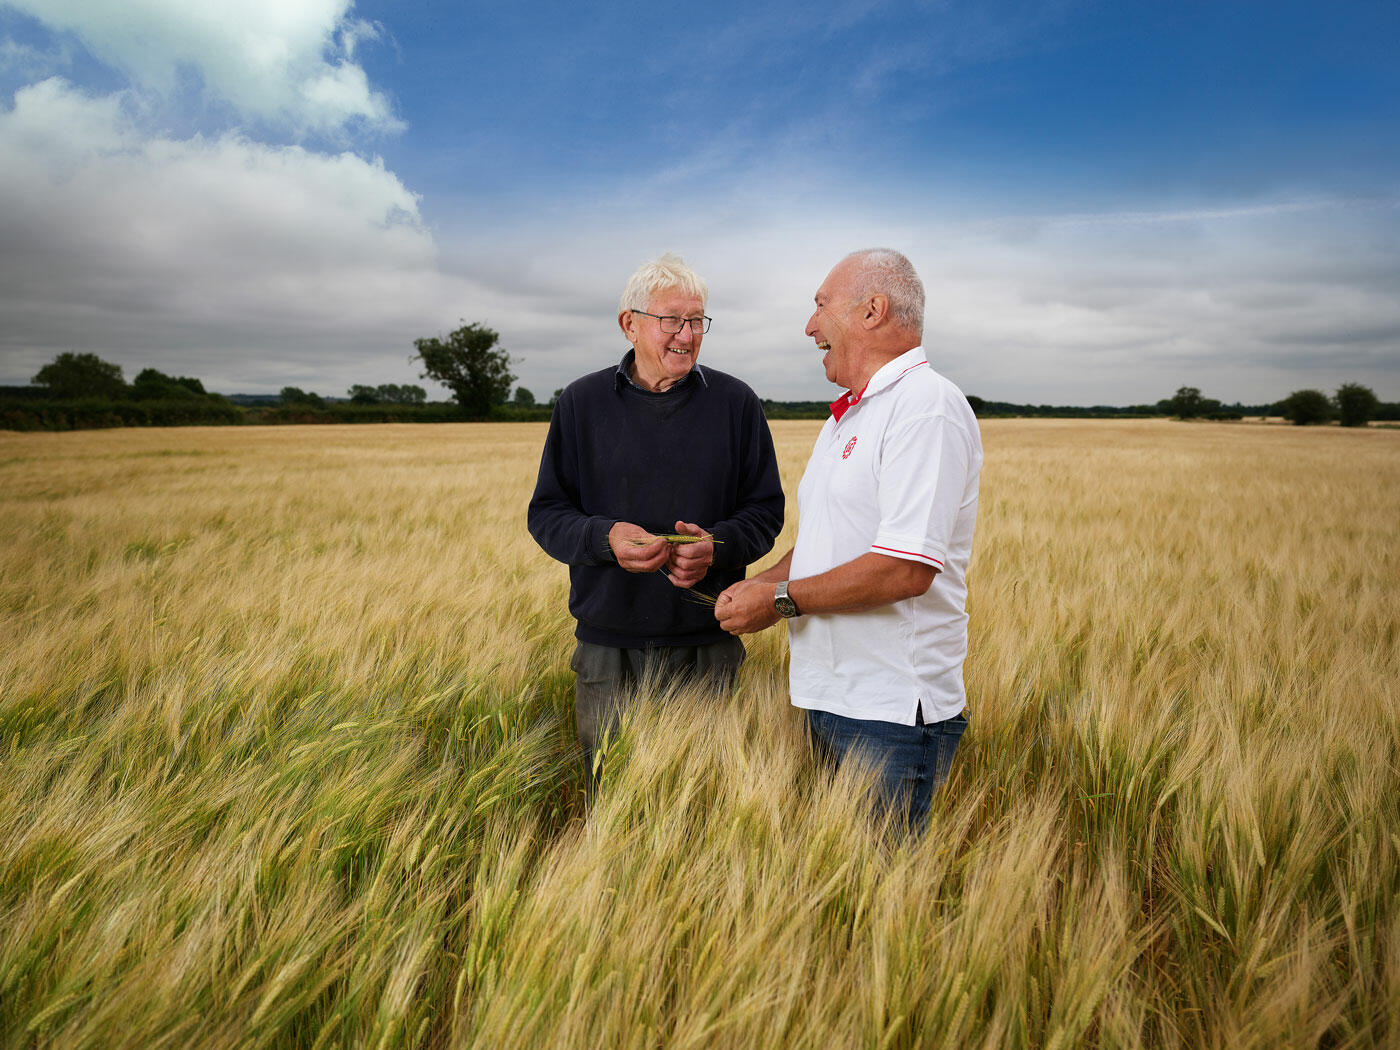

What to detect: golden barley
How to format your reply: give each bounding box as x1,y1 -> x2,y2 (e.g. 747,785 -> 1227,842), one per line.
0,418 -> 1395,1048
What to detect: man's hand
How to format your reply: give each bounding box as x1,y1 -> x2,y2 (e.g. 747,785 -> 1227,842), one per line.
664,520 -> 715,589
608,522 -> 668,572
715,578 -> 782,635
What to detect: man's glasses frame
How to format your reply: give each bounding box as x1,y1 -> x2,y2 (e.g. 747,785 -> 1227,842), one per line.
630,310 -> 712,335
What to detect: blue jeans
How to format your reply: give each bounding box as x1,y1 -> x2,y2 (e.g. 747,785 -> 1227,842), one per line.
806,707 -> 967,830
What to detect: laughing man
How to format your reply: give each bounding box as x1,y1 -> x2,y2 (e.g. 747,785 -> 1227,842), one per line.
715,248 -> 982,829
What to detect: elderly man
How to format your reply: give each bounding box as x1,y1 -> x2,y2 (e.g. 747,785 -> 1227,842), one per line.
715,248 -> 982,828
528,252 -> 784,784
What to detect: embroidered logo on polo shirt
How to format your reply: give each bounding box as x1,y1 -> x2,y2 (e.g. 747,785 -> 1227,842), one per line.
842,436 -> 858,459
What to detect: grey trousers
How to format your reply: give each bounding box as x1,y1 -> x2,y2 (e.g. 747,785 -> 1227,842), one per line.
570,636 -> 745,784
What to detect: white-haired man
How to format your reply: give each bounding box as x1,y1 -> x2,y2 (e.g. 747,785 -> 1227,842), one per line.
715,248 -> 981,829
528,253 -> 784,787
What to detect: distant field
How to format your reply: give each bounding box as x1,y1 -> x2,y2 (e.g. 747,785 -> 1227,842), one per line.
1,419 -> 1397,1049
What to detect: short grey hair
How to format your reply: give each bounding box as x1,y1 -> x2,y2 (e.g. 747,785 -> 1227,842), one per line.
619,252 -> 709,313
841,248 -> 924,335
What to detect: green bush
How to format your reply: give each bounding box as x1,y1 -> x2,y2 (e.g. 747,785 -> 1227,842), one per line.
1279,389 -> 1333,426
0,397 -> 244,430
1334,383 -> 1379,427
489,403 -> 552,422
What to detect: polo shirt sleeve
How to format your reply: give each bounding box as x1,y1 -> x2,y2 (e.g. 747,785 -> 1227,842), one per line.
871,413 -> 975,571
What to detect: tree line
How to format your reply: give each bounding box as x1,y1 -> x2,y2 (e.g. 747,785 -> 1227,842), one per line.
3,336 -> 1395,431
1,353 -> 246,430
0,328 -> 528,430
1159,384 -> 1391,426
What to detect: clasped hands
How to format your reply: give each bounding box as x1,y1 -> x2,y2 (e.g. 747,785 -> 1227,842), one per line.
608,520 -> 714,588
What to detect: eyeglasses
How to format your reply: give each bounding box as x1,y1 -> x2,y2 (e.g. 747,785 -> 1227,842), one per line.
631,310 -> 711,335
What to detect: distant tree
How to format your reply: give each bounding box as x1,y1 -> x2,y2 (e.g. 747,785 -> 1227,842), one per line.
549,387 -> 564,408
380,383 -> 426,405
413,323 -> 515,417
1334,382 -> 1379,427
348,383 -> 427,406
965,395 -> 985,416
1160,386 -> 1221,420
280,386 -> 327,409
32,352 -> 127,399
133,368 -> 206,400
513,386 -> 536,407
348,384 -> 381,404
1279,389 -> 1332,426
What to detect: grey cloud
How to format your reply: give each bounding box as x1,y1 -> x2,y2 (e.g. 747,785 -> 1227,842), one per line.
1267,325 -> 1400,349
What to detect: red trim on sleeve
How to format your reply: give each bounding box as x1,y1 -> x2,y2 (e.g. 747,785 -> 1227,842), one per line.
871,544 -> 944,567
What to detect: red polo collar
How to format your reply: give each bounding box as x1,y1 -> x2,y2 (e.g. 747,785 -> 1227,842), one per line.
829,381 -> 869,423
831,355 -> 932,422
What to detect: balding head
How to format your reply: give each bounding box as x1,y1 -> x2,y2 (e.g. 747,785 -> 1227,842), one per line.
839,248 -> 924,338
807,248 -> 927,391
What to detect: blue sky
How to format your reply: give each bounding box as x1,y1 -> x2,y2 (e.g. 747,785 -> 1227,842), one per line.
1,0 -> 1396,404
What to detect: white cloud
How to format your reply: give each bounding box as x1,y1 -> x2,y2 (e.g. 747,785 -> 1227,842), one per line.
0,79 -> 484,392
1,74 -> 128,160
4,0 -> 399,135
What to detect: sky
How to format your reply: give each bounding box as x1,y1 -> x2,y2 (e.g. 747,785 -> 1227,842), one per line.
1,0 -> 1397,405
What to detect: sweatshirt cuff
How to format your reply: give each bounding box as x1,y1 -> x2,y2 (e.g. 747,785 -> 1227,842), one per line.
587,517 -> 619,564
705,526 -> 730,569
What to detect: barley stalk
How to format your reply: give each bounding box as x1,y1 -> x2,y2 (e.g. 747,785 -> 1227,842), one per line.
627,533 -> 723,546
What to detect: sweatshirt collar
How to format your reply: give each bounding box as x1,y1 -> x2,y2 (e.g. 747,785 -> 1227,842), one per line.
614,349 -> 708,393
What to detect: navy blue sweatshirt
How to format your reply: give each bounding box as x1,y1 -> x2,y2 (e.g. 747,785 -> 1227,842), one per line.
527,353 -> 784,648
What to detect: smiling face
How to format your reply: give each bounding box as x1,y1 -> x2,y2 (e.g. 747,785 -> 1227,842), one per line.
805,258 -> 863,388
620,286 -> 706,393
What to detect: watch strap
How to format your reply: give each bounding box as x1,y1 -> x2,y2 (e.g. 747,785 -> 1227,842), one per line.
775,580 -> 801,617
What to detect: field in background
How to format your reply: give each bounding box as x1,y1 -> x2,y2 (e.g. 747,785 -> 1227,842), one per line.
1,419 -> 1397,1049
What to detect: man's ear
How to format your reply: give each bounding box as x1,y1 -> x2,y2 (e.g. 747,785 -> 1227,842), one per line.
862,294 -> 890,329
618,309 -> 635,342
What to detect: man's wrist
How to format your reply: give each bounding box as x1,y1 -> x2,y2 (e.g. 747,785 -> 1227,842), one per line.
774,580 -> 801,618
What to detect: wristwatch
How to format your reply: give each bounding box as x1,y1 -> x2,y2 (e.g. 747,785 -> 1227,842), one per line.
774,580 -> 801,618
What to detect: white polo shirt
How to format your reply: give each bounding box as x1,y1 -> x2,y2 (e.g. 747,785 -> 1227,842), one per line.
788,347 -> 982,726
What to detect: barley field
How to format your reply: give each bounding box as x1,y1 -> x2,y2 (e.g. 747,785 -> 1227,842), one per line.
1,418 -> 1397,1049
